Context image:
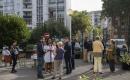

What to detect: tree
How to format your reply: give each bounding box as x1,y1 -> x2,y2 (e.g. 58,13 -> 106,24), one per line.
102,0 -> 130,17
29,21 -> 69,43
71,11 -> 92,35
102,0 -> 130,48
93,26 -> 103,38
0,15 -> 30,47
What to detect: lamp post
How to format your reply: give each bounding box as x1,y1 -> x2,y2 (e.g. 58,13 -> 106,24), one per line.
68,9 -> 73,41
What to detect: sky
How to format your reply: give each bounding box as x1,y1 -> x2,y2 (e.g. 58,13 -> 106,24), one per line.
71,0 -> 103,12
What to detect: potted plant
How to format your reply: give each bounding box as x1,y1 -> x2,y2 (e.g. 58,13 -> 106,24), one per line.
120,53 -> 130,70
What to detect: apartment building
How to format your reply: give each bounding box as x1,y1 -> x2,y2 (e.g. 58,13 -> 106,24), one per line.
48,0 -> 71,27
88,11 -> 101,27
0,0 -> 22,15
23,0 -> 37,29
0,0 -> 71,29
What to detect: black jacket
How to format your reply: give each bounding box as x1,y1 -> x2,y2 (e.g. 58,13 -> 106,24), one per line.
71,41 -> 75,54
84,41 -> 93,51
64,42 -> 72,58
37,42 -> 45,57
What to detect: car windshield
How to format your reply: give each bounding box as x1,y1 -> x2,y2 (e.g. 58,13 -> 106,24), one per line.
116,41 -> 125,45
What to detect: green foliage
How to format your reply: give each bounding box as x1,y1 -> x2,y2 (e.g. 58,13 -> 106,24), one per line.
71,11 -> 92,35
0,15 -> 30,47
25,44 -> 35,51
93,26 -> 103,37
80,75 -> 89,80
80,75 -> 103,80
102,0 -> 130,17
29,21 -> 69,43
120,53 -> 130,65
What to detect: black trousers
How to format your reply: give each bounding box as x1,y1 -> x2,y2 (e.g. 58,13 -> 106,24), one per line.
109,59 -> 115,72
11,56 -> 17,71
71,54 -> 75,69
64,56 -> 72,73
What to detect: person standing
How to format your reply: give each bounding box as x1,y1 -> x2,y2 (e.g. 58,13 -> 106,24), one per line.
84,37 -> 89,62
64,37 -> 72,74
93,37 -> 104,74
71,39 -> 76,70
2,47 -> 11,67
44,39 -> 55,73
37,37 -> 45,79
87,40 -> 93,63
10,40 -> 18,73
107,41 -> 116,72
52,42 -> 64,79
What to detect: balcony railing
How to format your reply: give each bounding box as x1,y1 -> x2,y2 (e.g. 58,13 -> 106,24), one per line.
23,15 -> 32,18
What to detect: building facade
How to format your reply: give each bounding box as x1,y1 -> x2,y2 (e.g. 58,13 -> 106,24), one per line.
23,0 -> 37,29
88,10 -> 112,41
88,11 -> 101,27
0,0 -> 22,16
0,0 -> 71,29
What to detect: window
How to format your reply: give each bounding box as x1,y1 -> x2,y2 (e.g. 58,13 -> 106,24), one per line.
57,0 -> 64,3
23,4 -> 32,9
49,0 -> 56,4
23,11 -> 32,16
25,18 -> 32,25
0,6 -> 3,8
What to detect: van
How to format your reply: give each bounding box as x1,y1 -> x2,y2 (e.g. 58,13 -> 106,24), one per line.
110,39 -> 126,48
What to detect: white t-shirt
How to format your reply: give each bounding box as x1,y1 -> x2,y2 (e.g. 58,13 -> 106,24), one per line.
2,50 -> 11,56
44,45 -> 55,63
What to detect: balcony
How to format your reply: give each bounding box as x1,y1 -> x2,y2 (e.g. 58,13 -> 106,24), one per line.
23,0 -> 32,4
23,15 -> 32,18
23,4 -> 32,10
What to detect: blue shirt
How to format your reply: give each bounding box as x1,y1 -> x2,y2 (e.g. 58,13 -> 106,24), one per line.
55,48 -> 64,60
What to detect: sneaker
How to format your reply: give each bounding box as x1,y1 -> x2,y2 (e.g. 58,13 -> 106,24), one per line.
51,76 -> 56,79
59,77 -> 62,80
14,70 -> 17,72
99,72 -> 103,74
37,75 -> 44,79
11,70 -> 17,73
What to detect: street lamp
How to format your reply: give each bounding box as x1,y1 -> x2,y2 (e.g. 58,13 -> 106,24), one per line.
67,9 -> 73,41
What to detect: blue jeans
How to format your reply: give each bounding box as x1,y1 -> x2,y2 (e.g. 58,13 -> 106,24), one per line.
37,56 -> 44,77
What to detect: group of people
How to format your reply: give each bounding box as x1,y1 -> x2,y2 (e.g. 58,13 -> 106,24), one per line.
84,36 -> 128,74
2,40 -> 19,73
37,37 -> 74,79
1,35 -> 128,79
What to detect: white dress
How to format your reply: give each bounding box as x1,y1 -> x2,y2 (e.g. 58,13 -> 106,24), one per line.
44,45 -> 55,63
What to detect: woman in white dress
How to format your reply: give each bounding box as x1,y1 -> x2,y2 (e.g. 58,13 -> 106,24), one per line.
44,39 -> 55,73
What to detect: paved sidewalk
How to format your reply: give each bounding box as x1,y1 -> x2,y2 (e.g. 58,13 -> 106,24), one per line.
0,59 -> 92,80
1,59 -> 130,80
64,65 -> 130,80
